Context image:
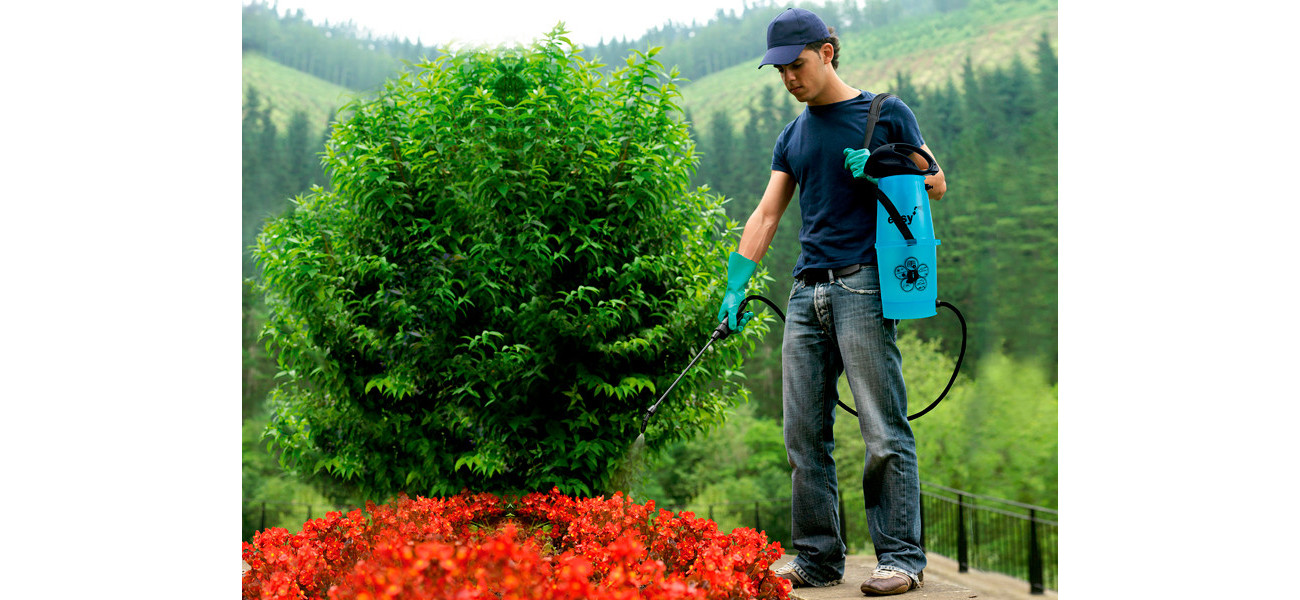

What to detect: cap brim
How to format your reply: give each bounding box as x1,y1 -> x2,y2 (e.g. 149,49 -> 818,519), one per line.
758,44 -> 806,68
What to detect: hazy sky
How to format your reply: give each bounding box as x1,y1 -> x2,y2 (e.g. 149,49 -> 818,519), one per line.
265,0 -> 763,48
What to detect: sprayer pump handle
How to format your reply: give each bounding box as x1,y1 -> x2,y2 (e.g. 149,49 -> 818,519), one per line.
866,142 -> 940,178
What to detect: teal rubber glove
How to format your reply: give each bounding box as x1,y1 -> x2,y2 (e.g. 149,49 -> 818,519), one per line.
842,147 -> 878,184
717,252 -> 757,332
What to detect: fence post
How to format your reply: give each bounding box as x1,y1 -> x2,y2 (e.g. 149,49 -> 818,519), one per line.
957,493 -> 969,573
754,502 -> 761,532
260,501 -> 266,533
709,505 -> 714,522
1028,508 -> 1044,594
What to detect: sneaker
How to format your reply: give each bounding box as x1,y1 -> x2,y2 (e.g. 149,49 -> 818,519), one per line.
860,568 -> 922,596
773,563 -> 808,588
773,563 -> 844,588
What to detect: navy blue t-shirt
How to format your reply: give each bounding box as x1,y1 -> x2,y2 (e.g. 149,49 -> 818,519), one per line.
772,91 -> 925,276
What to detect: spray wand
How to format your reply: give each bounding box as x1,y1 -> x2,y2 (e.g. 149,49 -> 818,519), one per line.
638,295 -> 785,438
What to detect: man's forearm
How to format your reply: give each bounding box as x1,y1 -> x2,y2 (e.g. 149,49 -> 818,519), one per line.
736,171 -> 796,263
737,209 -> 781,264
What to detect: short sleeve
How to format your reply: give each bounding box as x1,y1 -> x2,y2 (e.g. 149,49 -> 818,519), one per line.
771,123 -> 793,174
884,96 -> 925,147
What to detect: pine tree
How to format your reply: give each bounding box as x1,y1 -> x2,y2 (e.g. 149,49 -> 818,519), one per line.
700,107 -> 737,212
243,86 -> 274,277
256,97 -> 283,204
890,71 -> 921,113
242,86 -> 265,206
283,110 -> 320,196
1033,32 -> 1058,99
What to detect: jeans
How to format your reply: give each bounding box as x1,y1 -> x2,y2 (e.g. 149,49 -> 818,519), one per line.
781,265 -> 925,585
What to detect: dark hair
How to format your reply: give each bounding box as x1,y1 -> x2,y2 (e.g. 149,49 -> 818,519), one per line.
804,27 -> 839,70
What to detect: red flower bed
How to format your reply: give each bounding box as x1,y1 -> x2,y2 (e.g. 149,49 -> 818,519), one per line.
242,489 -> 791,599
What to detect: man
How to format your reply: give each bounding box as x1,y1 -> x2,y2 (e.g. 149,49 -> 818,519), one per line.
715,8 -> 946,597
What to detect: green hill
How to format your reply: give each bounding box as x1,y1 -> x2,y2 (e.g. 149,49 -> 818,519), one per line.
242,51 -> 359,136
679,0 -> 1058,136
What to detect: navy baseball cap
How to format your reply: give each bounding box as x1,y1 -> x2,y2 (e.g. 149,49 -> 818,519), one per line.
758,8 -> 831,68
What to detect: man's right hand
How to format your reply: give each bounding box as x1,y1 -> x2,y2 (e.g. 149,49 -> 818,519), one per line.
718,252 -> 757,332
719,289 -> 754,333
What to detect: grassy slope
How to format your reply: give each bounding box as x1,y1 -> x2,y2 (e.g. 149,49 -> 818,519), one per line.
241,51 -> 360,137
679,1 -> 1058,136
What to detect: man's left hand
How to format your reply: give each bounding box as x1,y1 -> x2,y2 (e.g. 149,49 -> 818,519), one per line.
842,148 -> 877,184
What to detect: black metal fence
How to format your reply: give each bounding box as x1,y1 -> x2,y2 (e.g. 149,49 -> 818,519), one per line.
242,481 -> 1056,593
919,482 -> 1058,593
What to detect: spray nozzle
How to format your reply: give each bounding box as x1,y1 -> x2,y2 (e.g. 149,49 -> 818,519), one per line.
639,405 -> 655,435
711,320 -> 732,341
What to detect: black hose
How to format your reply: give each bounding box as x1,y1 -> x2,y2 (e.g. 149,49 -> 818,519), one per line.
738,293 -> 972,418
739,294 -> 786,322
639,294 -> 966,434
737,295 -> 965,420
903,301 -> 966,421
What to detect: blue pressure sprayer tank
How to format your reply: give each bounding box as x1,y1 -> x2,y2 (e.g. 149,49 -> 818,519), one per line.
866,142 -> 942,320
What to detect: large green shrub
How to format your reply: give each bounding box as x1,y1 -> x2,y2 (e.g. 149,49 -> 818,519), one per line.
252,28 -> 765,500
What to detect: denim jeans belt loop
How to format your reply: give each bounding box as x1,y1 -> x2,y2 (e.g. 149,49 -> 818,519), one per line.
797,263 -> 863,283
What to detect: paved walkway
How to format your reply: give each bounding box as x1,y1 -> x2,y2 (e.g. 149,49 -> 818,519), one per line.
773,553 -> 1057,600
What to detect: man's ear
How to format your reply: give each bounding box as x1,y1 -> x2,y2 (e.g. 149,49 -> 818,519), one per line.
820,43 -> 834,65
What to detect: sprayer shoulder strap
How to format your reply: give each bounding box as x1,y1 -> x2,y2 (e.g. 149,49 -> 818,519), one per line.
861,93 -> 916,244
862,92 -> 893,151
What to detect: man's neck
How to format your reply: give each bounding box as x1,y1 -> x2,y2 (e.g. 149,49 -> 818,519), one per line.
807,76 -> 860,107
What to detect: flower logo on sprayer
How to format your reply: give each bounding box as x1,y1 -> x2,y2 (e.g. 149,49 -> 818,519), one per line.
894,257 -> 929,292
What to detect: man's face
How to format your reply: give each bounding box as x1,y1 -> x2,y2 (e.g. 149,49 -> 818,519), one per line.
775,47 -> 830,105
